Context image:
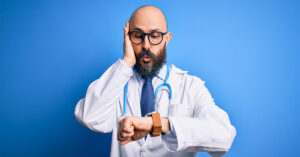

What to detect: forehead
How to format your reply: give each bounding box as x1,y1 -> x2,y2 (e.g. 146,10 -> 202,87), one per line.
129,7 -> 167,32
130,21 -> 164,32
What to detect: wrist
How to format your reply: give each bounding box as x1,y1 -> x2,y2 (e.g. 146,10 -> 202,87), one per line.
122,57 -> 135,67
146,117 -> 153,132
134,117 -> 153,132
161,118 -> 170,133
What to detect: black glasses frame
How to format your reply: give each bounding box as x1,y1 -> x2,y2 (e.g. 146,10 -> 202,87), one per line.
128,31 -> 168,45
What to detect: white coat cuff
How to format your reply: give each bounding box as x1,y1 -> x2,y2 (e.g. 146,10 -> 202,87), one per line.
161,117 -> 179,152
117,59 -> 133,75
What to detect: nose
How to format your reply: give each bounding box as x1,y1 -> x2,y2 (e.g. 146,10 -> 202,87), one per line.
142,35 -> 151,50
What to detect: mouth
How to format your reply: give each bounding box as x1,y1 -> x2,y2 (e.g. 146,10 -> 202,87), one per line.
141,55 -> 152,63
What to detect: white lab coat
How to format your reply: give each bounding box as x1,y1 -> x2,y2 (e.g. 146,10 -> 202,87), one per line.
74,59 -> 236,157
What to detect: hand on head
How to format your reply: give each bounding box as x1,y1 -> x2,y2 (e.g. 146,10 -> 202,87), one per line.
123,21 -> 136,67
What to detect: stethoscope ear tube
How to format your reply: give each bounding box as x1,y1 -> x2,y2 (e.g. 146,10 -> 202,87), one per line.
154,83 -> 172,99
154,64 -> 172,99
123,82 -> 128,115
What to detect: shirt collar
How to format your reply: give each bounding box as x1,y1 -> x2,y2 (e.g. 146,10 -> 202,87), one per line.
134,63 -> 167,82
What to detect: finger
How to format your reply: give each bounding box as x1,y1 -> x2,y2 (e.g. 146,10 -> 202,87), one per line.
122,117 -> 134,133
118,119 -> 134,141
124,27 -> 130,41
120,138 -> 133,146
118,119 -> 123,125
121,129 -> 134,139
123,21 -> 128,36
123,123 -> 134,133
126,21 -> 129,30
123,26 -> 127,38
118,135 -> 127,141
124,21 -> 129,32
117,121 -> 128,141
117,126 -> 122,140
120,124 -> 134,138
118,129 -> 129,141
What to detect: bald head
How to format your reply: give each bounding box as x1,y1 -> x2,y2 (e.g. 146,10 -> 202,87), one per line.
129,5 -> 168,32
126,6 -> 172,78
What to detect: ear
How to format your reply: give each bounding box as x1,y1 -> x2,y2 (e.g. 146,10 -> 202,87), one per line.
165,32 -> 172,46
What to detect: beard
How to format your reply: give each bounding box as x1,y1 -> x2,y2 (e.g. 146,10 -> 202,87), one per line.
134,44 -> 166,79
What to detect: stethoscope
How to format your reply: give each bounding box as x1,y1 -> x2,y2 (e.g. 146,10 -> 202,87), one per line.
123,64 -> 172,115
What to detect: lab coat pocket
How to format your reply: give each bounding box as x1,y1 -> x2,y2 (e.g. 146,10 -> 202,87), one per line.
169,103 -> 193,117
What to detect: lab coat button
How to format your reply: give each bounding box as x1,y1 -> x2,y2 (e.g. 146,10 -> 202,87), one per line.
141,147 -> 147,152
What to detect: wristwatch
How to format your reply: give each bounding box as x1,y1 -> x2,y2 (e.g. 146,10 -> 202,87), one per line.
150,112 -> 162,137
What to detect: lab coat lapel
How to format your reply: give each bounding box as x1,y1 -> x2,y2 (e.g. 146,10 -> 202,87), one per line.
126,74 -> 141,117
167,65 -> 176,105
168,65 -> 188,105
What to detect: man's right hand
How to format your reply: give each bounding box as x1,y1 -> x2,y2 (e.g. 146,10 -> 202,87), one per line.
117,116 -> 152,145
122,21 -> 136,67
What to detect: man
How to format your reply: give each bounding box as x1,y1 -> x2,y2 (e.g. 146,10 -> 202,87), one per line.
75,5 -> 236,157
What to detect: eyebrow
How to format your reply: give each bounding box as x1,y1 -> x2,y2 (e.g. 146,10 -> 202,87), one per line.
133,27 -> 162,32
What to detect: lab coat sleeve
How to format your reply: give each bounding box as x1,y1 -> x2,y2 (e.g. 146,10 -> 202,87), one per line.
161,76 -> 236,154
74,59 -> 133,133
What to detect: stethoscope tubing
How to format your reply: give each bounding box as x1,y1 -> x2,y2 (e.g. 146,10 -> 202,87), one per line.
123,64 -> 172,115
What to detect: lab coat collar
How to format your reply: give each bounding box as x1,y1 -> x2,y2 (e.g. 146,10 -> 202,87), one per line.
134,63 -> 167,82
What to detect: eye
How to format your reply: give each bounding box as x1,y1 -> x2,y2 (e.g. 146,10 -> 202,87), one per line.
135,34 -> 143,38
133,32 -> 143,38
151,32 -> 161,38
151,32 -> 160,38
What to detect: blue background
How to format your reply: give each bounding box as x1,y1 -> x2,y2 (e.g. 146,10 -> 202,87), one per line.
1,0 -> 299,157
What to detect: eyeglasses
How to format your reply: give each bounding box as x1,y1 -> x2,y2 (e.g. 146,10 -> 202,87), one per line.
128,30 -> 167,45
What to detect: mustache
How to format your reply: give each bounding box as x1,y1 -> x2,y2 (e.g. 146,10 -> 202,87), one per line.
139,50 -> 155,59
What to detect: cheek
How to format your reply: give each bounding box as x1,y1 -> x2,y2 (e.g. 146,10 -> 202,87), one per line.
151,45 -> 163,56
132,45 -> 142,54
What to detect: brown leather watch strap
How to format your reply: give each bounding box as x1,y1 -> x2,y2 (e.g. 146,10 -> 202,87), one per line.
151,112 -> 162,137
